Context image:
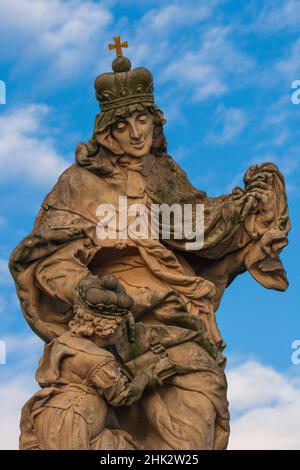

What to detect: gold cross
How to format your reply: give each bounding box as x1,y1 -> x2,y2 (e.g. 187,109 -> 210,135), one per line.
108,36 -> 128,57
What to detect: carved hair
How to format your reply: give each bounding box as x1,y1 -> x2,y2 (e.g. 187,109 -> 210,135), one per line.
69,302 -> 123,338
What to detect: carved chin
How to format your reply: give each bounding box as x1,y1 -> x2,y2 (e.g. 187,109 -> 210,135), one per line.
128,149 -> 148,157
127,143 -> 152,157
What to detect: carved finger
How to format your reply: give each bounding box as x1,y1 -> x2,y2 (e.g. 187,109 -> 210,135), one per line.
250,191 -> 269,202
245,181 -> 270,191
151,345 -> 166,354
232,193 -> 247,202
241,196 -> 256,218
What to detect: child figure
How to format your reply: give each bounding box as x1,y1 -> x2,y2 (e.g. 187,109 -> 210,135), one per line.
19,275 -> 161,450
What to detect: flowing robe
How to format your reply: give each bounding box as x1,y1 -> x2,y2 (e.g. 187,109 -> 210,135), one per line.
10,151 -> 290,449
20,332 -> 143,450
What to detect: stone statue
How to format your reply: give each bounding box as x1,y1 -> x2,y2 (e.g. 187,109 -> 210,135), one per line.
10,36 -> 291,450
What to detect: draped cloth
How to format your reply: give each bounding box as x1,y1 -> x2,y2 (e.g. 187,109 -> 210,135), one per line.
10,150 -> 290,449
19,333 -> 143,450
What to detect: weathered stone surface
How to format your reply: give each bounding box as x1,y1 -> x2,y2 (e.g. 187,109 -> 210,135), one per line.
10,38 -> 290,450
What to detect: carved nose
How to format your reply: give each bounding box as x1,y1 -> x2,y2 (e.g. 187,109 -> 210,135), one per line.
130,124 -> 142,140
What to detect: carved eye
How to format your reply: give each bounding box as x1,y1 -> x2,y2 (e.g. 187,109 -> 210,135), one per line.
115,121 -> 127,131
136,85 -> 144,93
137,113 -> 148,123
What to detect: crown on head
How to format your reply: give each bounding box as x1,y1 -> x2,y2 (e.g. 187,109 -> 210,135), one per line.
94,36 -> 154,112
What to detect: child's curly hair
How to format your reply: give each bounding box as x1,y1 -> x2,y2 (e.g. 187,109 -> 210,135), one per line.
69,301 -> 123,338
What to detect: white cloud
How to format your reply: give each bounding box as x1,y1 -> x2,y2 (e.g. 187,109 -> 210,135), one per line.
0,295 -> 5,314
249,147 -> 300,186
276,38 -> 300,80
225,144 -> 300,196
271,152 -> 299,176
3,333 -> 42,363
206,106 -> 247,145
0,332 -> 43,376
0,332 -> 43,449
0,374 -> 38,450
254,96 -> 299,179
159,26 -> 254,102
140,2 -> 213,32
0,104 -> 69,185
160,54 -> 227,101
228,360 -> 300,450
228,360 -> 299,413
0,0 -> 112,80
0,0 -> 254,102
121,1 -> 218,76
0,259 -> 10,285
271,129 -> 291,147
256,0 -> 300,33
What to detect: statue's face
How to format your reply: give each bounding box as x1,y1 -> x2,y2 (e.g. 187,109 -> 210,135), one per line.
111,110 -> 154,157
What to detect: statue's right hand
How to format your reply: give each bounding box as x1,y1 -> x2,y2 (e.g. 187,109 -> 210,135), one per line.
143,357 -> 178,388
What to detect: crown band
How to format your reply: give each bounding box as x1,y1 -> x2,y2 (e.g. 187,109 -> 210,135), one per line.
100,93 -> 154,112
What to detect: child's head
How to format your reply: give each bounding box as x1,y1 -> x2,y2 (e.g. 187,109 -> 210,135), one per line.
70,273 -> 135,344
69,300 -> 127,344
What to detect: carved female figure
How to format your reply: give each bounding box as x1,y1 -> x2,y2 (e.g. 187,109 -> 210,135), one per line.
10,39 -> 290,450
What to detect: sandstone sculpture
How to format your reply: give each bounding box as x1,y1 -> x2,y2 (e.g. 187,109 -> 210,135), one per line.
10,37 -> 290,450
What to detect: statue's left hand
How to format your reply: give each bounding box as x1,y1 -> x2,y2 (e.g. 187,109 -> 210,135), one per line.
232,165 -> 275,217
78,273 -> 134,313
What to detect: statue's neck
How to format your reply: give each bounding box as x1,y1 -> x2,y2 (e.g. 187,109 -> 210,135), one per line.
117,153 -> 148,173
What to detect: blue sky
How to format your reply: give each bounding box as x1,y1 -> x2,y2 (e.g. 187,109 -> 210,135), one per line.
0,0 -> 300,449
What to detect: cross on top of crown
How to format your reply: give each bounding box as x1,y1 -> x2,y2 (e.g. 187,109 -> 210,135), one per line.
108,36 -> 128,58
